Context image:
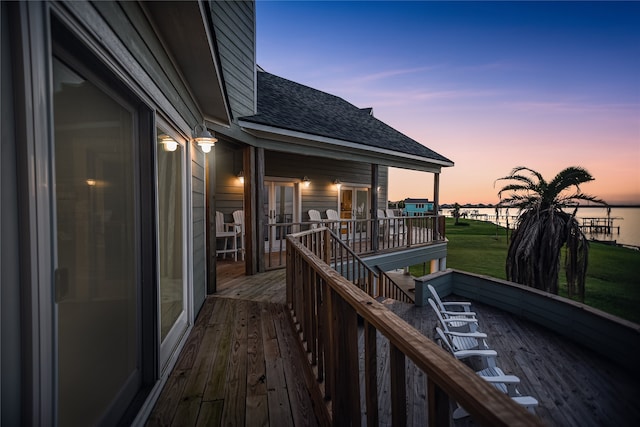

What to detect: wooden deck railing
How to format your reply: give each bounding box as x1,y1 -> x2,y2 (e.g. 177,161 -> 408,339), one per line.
266,215 -> 445,269
285,228 -> 542,426
293,227 -> 410,302
378,270 -> 414,303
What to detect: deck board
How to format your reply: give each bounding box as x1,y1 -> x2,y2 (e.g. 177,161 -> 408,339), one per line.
148,267 -> 640,426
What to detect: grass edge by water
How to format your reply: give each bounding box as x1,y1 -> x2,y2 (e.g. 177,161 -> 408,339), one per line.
408,218 -> 640,324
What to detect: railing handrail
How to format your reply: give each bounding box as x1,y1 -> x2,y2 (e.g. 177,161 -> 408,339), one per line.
286,229 -> 542,426
290,227 -> 417,303
266,215 -> 446,269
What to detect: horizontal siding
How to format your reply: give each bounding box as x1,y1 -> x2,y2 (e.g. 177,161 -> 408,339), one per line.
191,143 -> 206,311
210,0 -> 255,118
213,142 -> 244,220
265,151 -> 388,220
211,140 -> 394,232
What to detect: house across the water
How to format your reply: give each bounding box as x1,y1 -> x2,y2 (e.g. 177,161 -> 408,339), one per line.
403,197 -> 435,216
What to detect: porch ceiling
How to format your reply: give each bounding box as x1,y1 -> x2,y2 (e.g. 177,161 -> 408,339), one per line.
144,1 -> 231,126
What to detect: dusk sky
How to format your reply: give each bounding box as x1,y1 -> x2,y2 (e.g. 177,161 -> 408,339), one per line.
255,1 -> 640,205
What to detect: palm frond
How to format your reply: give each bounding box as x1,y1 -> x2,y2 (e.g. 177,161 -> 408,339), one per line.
547,167 -> 596,202
556,192 -> 607,207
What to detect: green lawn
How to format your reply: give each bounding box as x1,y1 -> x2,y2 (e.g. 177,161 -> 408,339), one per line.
409,218 -> 640,324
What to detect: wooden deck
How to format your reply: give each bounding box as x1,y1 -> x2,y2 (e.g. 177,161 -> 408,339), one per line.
382,299 -> 640,427
147,266 -> 640,426
146,263 -> 319,426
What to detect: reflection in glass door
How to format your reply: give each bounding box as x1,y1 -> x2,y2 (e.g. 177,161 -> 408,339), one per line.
53,56 -> 140,426
340,186 -> 369,235
157,129 -> 188,369
263,181 -> 296,250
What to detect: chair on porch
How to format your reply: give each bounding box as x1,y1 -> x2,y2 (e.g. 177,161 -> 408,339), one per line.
432,311 -> 489,353
308,209 -> 322,229
428,284 -> 476,316
377,209 -> 390,241
436,327 -> 539,419
325,209 -> 347,238
215,211 -> 238,260
232,210 -> 245,261
429,298 -> 480,334
385,208 -> 405,237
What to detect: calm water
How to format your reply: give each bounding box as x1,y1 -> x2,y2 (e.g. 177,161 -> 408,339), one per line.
447,206 -> 640,248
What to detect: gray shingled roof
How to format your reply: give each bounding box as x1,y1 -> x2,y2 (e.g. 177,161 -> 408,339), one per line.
239,71 -> 452,164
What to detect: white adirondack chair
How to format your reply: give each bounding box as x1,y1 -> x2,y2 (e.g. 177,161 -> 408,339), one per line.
436,327 -> 539,419
325,209 -> 346,238
232,210 -> 245,260
216,211 -> 237,260
308,209 -> 322,229
429,298 -> 480,334
428,284 -> 476,317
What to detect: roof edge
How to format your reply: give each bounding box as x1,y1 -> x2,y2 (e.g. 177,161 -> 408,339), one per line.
238,120 -> 455,168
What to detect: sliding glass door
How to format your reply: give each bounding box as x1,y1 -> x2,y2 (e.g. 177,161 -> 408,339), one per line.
53,54 -> 142,426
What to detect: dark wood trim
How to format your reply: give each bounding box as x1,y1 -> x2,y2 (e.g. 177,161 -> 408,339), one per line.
370,164 -> 379,252
243,145 -> 258,275
254,147 -> 265,273
433,172 -> 440,237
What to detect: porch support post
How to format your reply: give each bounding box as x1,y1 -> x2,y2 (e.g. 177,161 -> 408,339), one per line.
433,172 -> 440,236
430,259 -> 439,274
244,146 -> 259,275
254,147 -> 265,273
371,164 -> 379,252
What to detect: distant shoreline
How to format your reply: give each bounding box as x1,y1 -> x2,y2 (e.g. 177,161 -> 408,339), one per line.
439,204 -> 640,209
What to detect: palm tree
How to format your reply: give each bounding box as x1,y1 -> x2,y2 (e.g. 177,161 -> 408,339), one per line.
496,166 -> 606,301
452,202 -> 461,225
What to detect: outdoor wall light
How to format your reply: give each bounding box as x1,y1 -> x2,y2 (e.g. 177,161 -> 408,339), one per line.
302,176 -> 311,188
333,179 -> 342,190
159,135 -> 178,152
193,123 -> 217,153
86,178 -> 97,187
237,170 -> 245,184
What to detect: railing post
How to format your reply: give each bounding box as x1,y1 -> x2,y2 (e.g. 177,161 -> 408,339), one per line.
390,343 -> 407,426
332,293 -> 361,425
324,227 -> 331,264
364,320 -> 378,427
286,239 -> 292,306
428,376 -> 450,426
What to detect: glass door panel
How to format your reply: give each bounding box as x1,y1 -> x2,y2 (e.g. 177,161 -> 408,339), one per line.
340,188 -> 353,219
355,188 -> 369,233
53,57 -> 139,426
264,181 -> 296,250
340,186 -> 369,236
157,129 -> 187,368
